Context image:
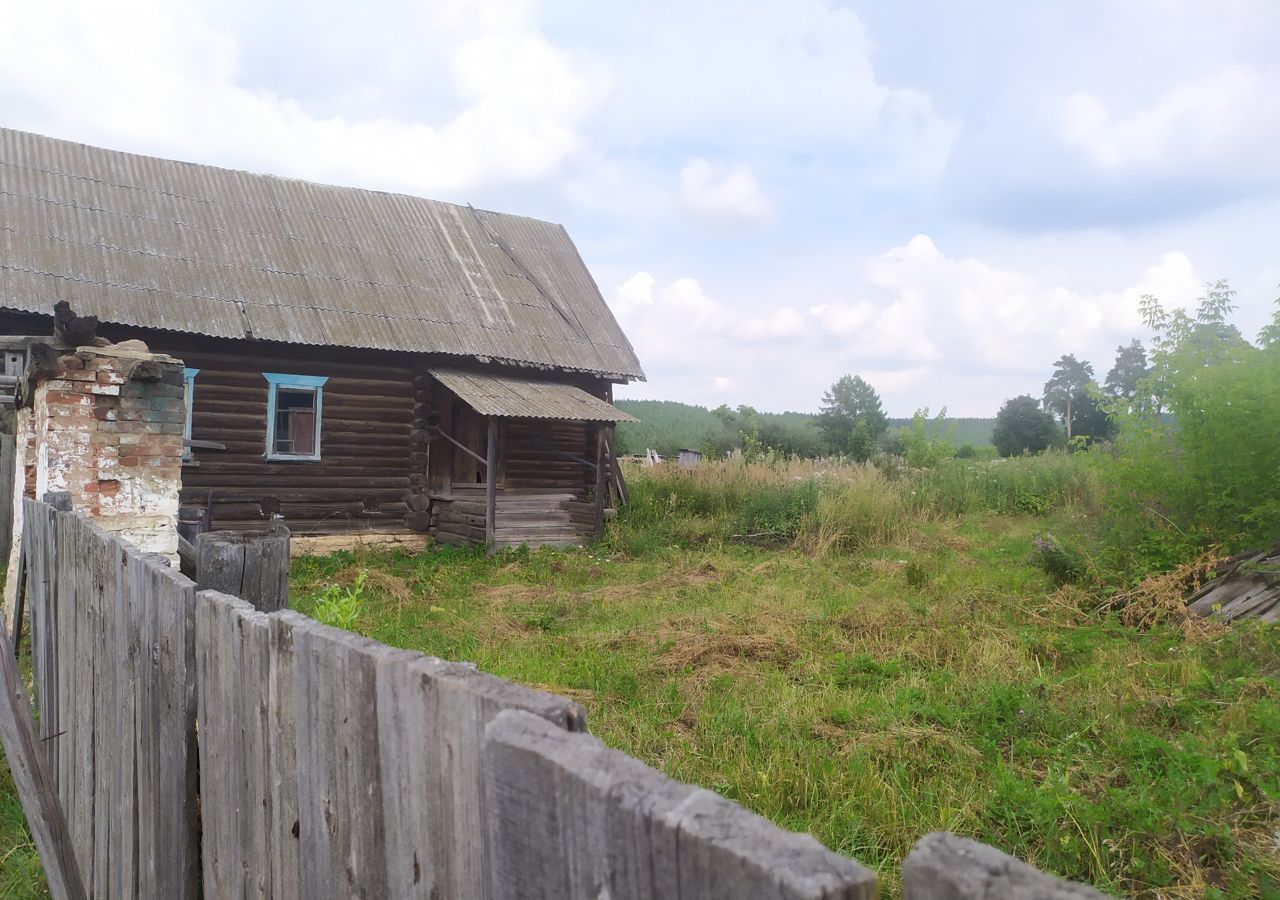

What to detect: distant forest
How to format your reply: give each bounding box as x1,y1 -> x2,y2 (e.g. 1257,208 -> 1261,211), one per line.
613,399 -> 994,458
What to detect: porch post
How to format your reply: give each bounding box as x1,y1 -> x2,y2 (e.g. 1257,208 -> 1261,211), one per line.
485,417 -> 497,552
594,424 -> 606,539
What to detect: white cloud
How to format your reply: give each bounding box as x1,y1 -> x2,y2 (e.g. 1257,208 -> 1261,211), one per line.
614,239 -> 1210,415
0,0 -> 607,195
1060,65 -> 1280,178
574,0 -> 957,189
859,235 -> 1200,374
610,272 -> 807,365
738,308 -> 806,342
678,158 -> 773,230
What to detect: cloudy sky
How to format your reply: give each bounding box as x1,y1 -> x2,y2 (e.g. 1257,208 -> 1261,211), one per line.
3,0 -> 1277,415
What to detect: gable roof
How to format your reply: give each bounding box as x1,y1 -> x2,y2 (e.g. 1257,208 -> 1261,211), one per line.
0,128 -> 644,380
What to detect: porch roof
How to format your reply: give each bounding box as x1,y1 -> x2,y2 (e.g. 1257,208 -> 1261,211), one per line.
430,368 -> 637,423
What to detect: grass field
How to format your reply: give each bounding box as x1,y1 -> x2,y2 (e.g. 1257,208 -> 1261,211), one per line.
1,457 -> 1277,897
287,458 -> 1279,898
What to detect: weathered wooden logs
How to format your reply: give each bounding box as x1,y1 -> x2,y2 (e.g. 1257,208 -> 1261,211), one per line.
194,525 -> 290,612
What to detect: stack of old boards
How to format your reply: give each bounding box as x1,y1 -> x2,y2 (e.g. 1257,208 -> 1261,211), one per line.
1,498 -> 1110,899
1188,543 -> 1280,623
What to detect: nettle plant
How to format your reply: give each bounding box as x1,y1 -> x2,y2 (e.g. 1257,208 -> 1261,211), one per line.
1097,281 -> 1280,573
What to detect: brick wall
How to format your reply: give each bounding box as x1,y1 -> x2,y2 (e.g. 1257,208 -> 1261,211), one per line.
33,347 -> 185,558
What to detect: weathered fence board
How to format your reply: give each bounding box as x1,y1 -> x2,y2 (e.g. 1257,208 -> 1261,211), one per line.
195,591 -> 588,900
483,709 -> 878,900
0,432 -> 14,565
903,832 -> 1110,899
20,499 -> 199,899
0,605 -> 86,899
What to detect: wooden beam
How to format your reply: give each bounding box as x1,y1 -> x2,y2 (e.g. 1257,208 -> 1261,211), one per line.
594,426 -> 606,539
606,427 -> 628,506
486,418 -> 497,553
430,426 -> 488,467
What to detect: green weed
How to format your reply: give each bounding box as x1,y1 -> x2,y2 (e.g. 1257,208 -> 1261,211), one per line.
279,490 -> 1280,898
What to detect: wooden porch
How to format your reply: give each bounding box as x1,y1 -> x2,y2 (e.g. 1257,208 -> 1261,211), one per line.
431,486 -> 600,549
422,368 -> 634,552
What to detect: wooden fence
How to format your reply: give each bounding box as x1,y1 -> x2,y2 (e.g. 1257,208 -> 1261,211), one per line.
0,432 -> 13,565
2,498 -> 1107,899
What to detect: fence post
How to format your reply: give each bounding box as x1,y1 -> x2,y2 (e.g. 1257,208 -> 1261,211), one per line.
195,525 -> 290,612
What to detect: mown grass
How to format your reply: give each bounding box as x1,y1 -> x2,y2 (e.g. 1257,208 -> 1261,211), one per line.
288,456 -> 1280,899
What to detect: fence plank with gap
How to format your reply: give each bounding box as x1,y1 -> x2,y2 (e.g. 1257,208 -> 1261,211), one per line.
0,595 -> 87,899
19,503 -> 200,898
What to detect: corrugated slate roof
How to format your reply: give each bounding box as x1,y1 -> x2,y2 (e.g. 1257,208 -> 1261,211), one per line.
0,128 -> 644,380
430,368 -> 638,422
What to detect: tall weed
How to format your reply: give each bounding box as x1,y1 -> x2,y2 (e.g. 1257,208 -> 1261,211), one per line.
617,453 -> 1094,555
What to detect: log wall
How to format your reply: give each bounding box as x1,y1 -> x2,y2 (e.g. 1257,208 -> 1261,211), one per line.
2,316 -> 621,542
145,334 -> 418,534
502,420 -> 597,492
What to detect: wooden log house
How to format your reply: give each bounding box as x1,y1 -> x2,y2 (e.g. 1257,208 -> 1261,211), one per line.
0,128 -> 642,549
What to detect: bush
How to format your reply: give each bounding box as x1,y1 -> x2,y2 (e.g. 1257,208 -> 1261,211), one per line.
1094,287 -> 1280,576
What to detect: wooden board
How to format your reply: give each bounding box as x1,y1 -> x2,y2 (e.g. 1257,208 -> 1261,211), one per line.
18,501 -> 199,899
0,587 -> 86,899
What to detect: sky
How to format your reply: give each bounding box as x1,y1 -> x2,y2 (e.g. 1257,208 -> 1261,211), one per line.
2,0 -> 1277,416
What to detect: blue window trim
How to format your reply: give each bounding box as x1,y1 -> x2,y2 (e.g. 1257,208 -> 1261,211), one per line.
182,368 -> 199,461
264,372 -> 329,461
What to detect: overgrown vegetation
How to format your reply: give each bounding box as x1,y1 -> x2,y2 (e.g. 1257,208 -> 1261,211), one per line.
1090,285 -> 1280,578
3,288 -> 1278,896
279,455 -> 1278,899
615,453 -> 1094,556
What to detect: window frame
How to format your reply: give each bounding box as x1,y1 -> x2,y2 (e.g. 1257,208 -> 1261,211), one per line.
182,367 -> 199,461
264,372 -> 329,462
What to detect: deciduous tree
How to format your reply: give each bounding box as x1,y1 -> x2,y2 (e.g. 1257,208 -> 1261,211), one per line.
818,375 -> 887,462
992,395 -> 1061,457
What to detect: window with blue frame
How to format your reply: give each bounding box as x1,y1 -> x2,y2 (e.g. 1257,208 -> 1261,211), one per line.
182,367 -> 199,461
264,373 -> 328,461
